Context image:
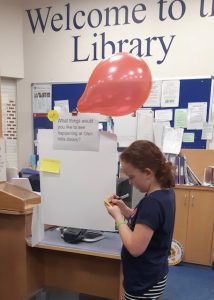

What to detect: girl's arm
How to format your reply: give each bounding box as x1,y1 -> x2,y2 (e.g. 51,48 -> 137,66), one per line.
116,218 -> 154,257
105,203 -> 154,257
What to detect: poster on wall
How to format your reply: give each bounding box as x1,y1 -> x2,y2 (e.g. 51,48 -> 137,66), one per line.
1,92 -> 18,168
32,84 -> 52,114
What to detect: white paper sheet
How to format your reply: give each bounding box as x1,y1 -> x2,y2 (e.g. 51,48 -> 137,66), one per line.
53,113 -> 100,151
113,114 -> 137,147
32,84 -> 52,113
136,110 -> 154,141
187,102 -> 207,130
161,80 -> 180,107
153,121 -> 171,150
174,109 -> 188,128
153,123 -> 165,150
162,127 -> 184,154
155,109 -> 173,122
143,81 -> 162,107
54,99 -> 69,114
202,123 -> 214,140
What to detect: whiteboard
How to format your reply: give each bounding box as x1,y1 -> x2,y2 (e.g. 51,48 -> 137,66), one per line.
38,130 -> 117,231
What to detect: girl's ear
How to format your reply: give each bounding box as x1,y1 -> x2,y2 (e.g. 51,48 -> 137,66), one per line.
144,168 -> 153,176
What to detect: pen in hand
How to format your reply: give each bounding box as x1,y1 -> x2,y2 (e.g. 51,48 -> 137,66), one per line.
104,193 -> 130,207
118,193 -> 130,200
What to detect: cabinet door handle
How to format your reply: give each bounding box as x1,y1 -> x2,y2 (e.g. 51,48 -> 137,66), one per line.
191,194 -> 194,207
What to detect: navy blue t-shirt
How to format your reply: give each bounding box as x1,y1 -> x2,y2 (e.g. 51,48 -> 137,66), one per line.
121,189 -> 175,296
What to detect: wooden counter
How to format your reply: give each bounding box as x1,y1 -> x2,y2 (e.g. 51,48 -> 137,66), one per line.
0,184 -> 123,300
26,230 -> 123,299
0,184 -> 41,300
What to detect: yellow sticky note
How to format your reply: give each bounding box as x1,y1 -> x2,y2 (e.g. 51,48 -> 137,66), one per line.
40,159 -> 61,174
48,109 -> 59,122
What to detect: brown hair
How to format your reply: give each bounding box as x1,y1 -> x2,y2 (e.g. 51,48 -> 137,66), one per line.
120,140 -> 175,188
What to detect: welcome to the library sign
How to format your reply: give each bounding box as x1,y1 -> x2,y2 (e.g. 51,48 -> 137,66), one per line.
25,1 -> 214,64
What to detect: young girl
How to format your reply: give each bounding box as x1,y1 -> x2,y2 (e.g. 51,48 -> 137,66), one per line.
105,140 -> 175,300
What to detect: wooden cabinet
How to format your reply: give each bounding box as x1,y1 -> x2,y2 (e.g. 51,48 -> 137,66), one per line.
173,186 -> 214,266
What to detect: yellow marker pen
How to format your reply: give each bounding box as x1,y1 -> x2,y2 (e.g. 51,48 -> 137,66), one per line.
104,199 -> 112,207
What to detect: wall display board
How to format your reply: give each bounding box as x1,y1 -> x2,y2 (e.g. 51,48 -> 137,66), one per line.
32,83 -> 86,141
148,77 -> 213,149
32,77 -> 214,151
32,83 -> 109,153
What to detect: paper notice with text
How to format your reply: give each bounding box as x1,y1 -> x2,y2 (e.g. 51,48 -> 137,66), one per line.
53,113 -> 100,151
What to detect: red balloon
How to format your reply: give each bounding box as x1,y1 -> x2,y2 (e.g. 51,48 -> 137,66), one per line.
77,52 -> 152,116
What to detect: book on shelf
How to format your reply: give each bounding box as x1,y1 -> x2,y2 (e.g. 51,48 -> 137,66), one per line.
183,156 -> 190,185
178,156 -> 185,185
165,153 -> 202,186
186,164 -> 202,186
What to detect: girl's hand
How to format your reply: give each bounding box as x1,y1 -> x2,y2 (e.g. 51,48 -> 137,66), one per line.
105,202 -> 123,221
104,194 -> 123,221
111,196 -> 127,210
106,194 -> 133,220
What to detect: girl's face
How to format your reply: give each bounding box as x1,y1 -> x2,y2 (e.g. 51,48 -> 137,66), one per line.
121,161 -> 153,193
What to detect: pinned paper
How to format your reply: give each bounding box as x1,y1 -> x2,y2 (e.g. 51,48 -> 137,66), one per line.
153,122 -> 165,150
143,81 -> 162,107
54,100 -> 69,114
162,127 -> 184,154
155,109 -> 173,122
53,113 -> 100,151
187,102 -> 207,130
161,80 -> 180,107
136,110 -> 154,142
182,132 -> 195,143
201,123 -> 214,140
32,84 -> 52,113
48,110 -> 59,122
40,159 -> 61,174
174,109 -> 187,128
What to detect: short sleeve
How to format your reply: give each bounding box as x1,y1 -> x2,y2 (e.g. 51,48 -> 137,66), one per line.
135,197 -> 163,231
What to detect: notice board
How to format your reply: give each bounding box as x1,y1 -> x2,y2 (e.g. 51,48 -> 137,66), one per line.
32,77 -> 213,151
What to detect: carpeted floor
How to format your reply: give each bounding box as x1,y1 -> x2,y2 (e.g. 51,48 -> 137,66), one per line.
162,263 -> 214,300
32,263 -> 214,300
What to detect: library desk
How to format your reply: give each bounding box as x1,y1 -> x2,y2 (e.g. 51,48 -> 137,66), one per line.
0,206 -> 123,300
26,229 -> 123,300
